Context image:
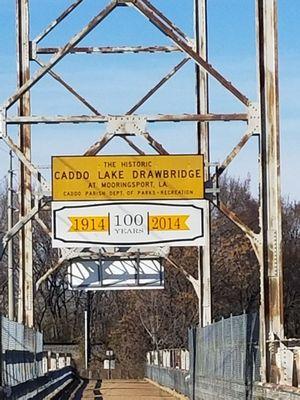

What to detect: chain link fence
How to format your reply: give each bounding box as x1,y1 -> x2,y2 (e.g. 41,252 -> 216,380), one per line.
189,312 -> 260,399
0,315 -> 43,387
146,313 -> 260,399
146,349 -> 190,397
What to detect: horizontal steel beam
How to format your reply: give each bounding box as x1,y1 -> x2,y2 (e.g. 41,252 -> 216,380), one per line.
6,113 -> 248,124
36,45 -> 182,54
78,251 -> 162,259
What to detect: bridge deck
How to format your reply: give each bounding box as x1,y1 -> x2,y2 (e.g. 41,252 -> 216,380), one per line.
77,379 -> 180,399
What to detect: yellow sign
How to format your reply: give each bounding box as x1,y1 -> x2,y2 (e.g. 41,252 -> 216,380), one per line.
68,216 -> 109,232
149,215 -> 189,231
68,214 -> 189,233
52,155 -> 204,201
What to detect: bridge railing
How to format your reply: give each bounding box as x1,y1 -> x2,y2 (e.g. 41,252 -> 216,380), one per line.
146,314 -> 300,400
42,351 -> 72,374
147,348 -> 190,370
146,348 -> 190,397
189,313 -> 260,399
0,315 -> 44,387
0,315 -> 76,399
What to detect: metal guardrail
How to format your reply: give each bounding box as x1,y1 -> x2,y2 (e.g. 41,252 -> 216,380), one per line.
1,366 -> 78,400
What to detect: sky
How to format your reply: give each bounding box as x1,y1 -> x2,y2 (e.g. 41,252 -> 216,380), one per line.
0,0 -> 299,201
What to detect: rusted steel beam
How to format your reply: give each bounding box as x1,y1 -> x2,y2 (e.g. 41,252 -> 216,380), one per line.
7,151 -> 15,320
257,0 -> 284,384
36,60 -> 146,157
17,0 -> 33,327
35,215 -> 51,235
195,0 -> 211,327
133,0 -> 190,42
220,203 -> 263,267
127,57 -> 189,115
121,137 -> 145,155
6,113 -> 248,124
84,131 -> 146,156
99,250 -> 162,258
219,202 -> 257,240
34,57 -> 102,115
218,201 -> 262,260
36,45 -> 181,54
34,59 -> 146,155
165,255 -> 200,295
4,0 -> 117,110
195,0 -> 209,163
36,248 -> 85,290
214,126 -> 255,179
6,128 -> 143,176
2,134 -> 49,190
149,113 -> 248,122
3,204 -> 40,245
132,0 -> 250,106
84,129 -> 167,156
141,131 -> 169,155
84,132 -> 115,156
1,203 -> 51,264
148,113 -> 248,122
33,0 -> 84,44
260,0 -> 284,337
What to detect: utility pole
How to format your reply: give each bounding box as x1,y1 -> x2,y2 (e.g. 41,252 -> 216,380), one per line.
8,150 -> 15,321
257,0 -> 284,383
194,0 -> 212,327
16,0 -> 33,327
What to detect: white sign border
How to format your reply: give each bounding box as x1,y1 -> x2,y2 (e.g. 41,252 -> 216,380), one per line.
52,200 -> 205,247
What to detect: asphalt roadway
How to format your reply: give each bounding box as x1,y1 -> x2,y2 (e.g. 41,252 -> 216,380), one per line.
75,379 -> 181,399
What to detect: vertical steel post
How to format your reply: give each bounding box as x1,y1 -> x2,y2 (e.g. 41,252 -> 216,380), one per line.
194,0 -> 212,327
197,247 -> 202,328
16,0 -> 33,327
256,0 -> 267,382
84,292 -> 91,370
257,0 -> 284,383
84,309 -> 88,370
8,151 -> 15,321
108,358 -> 112,380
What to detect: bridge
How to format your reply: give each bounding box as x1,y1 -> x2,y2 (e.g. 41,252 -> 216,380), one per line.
1,313 -> 299,399
75,380 -> 180,399
0,0 -> 299,399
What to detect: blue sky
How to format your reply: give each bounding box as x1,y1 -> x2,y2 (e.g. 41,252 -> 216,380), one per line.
0,0 -> 299,201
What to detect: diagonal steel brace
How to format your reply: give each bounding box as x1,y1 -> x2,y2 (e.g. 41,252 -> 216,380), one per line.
3,0 -> 117,110
130,0 -> 250,106
213,103 -> 260,180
